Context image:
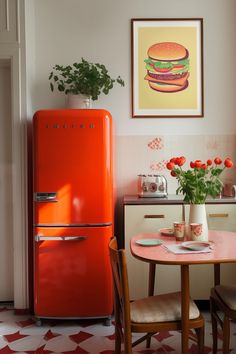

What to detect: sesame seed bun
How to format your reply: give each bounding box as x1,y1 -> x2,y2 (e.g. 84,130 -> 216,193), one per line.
148,80 -> 189,93
148,42 -> 188,62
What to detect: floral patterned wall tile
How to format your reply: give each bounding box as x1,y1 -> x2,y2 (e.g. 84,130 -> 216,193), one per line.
115,134 -> 236,196
147,137 -> 164,150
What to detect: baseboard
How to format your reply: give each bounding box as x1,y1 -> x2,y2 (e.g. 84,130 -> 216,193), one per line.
0,301 -> 14,307
0,302 -> 30,315
14,308 -> 30,315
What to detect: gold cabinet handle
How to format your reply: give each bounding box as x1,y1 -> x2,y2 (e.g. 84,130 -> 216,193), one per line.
208,213 -> 229,218
144,214 -> 165,219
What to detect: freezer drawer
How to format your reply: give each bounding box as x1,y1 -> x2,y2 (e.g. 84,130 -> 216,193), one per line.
34,226 -> 113,318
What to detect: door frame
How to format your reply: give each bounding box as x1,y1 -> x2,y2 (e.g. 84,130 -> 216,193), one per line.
0,45 -> 28,310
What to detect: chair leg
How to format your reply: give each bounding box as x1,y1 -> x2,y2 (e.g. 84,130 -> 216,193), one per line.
124,328 -> 133,354
210,297 -> 218,354
114,322 -> 122,354
195,325 -> 205,354
146,333 -> 152,348
222,315 -> 230,354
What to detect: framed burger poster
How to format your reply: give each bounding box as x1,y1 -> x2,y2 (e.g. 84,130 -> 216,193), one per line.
131,18 -> 204,118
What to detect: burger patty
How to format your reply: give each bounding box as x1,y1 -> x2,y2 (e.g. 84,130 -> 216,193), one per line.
148,71 -> 188,80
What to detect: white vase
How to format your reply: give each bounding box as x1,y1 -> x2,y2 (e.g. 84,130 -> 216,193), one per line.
66,94 -> 91,109
188,204 -> 209,241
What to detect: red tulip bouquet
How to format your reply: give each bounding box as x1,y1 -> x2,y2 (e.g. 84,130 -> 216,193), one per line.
166,156 -> 234,204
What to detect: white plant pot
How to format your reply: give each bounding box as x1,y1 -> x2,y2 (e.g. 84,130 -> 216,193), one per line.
188,204 -> 209,241
66,94 -> 91,109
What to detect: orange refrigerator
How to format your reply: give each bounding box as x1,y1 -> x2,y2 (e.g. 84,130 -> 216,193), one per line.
33,109 -> 113,323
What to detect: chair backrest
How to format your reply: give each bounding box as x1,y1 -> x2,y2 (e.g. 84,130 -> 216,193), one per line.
109,237 -> 131,332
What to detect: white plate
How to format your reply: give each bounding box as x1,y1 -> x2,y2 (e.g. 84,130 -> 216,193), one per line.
136,239 -> 163,246
159,228 -> 174,236
181,241 -> 211,251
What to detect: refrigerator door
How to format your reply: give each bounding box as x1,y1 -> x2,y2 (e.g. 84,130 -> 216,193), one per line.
33,109 -> 113,226
34,226 -> 113,318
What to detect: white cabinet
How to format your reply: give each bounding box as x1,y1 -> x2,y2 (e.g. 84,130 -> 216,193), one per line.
124,203 -> 184,299
124,197 -> 236,300
206,204 -> 236,231
187,204 -> 236,299
183,203 -> 236,232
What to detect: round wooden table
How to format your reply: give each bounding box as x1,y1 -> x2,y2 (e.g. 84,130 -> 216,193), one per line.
130,230 -> 236,354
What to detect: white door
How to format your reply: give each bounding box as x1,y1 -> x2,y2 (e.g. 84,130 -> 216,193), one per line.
0,59 -> 14,301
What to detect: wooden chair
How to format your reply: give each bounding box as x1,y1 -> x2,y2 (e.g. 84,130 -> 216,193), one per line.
109,237 -> 205,353
210,284 -> 236,353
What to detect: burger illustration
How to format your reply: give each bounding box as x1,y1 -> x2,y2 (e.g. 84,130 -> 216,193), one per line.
144,42 -> 190,93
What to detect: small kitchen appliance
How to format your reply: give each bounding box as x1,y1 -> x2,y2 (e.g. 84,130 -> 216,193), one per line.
138,174 -> 168,198
222,183 -> 236,197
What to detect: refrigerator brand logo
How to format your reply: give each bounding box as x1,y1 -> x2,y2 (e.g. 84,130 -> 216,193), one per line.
45,123 -> 96,129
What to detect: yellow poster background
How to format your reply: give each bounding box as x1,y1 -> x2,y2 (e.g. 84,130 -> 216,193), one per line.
138,26 -> 198,110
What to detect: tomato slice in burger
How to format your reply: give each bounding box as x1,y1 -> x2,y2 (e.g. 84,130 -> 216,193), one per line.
173,64 -> 185,69
153,62 -> 173,73
154,67 -> 172,73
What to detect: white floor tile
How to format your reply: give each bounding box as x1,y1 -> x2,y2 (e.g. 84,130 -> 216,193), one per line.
1,306 -> 236,353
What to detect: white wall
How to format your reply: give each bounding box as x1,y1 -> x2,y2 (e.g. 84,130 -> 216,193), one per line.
30,0 -> 236,136
24,0 -> 36,118
25,0 -> 236,243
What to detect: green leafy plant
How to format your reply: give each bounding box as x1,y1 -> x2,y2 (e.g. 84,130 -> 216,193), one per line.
166,156 -> 234,204
49,58 -> 124,101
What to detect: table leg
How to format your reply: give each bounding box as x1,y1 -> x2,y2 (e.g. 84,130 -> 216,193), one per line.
148,263 -> 156,296
181,264 -> 190,354
214,264 -> 221,286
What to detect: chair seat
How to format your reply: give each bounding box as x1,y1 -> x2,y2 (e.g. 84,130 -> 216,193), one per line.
130,291 -> 200,323
109,238 -> 204,352
214,285 -> 236,311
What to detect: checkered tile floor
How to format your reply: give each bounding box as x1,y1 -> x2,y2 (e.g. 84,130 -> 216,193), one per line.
0,305 -> 236,353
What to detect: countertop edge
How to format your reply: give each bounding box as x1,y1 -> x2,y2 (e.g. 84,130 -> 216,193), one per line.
123,194 -> 236,205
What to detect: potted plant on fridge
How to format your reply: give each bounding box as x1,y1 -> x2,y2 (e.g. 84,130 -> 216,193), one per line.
49,58 -> 125,108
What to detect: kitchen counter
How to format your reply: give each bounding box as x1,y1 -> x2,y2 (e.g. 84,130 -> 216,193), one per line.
124,194 -> 236,205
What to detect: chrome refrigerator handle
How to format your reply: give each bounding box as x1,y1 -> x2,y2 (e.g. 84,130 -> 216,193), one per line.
34,192 -> 57,202
35,235 -> 88,242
